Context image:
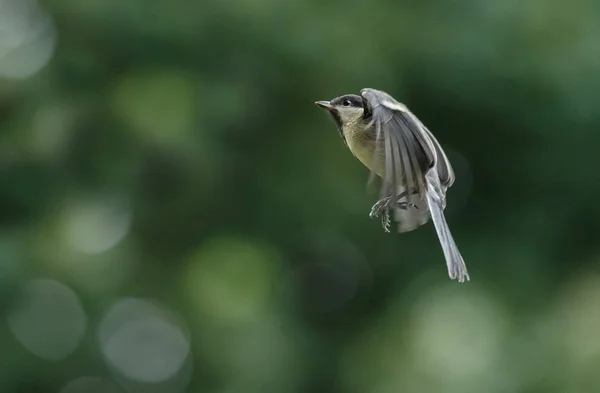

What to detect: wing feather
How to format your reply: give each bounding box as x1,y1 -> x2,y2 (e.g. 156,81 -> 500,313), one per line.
360,88 -> 469,282
361,88 -> 435,200
383,122 -> 395,199
423,126 -> 455,188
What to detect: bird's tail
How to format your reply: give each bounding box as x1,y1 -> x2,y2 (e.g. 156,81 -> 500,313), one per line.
425,172 -> 470,282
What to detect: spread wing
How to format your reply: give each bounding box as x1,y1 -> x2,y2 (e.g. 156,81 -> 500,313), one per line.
361,88 -> 469,282
360,88 -> 439,201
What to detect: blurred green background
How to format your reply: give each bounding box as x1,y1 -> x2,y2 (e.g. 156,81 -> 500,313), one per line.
2,0 -> 600,392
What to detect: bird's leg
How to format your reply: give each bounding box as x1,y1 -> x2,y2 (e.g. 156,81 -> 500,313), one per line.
370,198 -> 404,233
381,208 -> 391,233
370,191 -> 414,217
369,191 -> 416,232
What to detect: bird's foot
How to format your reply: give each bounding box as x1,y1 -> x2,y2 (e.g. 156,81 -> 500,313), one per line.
369,196 -> 415,232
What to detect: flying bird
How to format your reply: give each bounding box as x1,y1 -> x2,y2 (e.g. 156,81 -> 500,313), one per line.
316,88 -> 470,282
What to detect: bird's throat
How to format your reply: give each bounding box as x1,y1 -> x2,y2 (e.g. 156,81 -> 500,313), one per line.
345,123 -> 383,177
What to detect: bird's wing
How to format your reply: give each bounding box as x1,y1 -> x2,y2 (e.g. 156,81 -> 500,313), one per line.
422,125 -> 455,189
361,88 -> 469,282
360,88 -> 440,200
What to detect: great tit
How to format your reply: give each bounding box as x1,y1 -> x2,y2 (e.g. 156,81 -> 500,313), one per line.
316,88 -> 470,283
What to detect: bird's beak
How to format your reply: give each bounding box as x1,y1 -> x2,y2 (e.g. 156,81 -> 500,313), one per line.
315,100 -> 334,111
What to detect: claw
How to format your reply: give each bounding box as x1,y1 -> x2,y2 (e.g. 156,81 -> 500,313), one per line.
369,199 -> 386,218
370,194 -> 417,232
381,209 -> 391,232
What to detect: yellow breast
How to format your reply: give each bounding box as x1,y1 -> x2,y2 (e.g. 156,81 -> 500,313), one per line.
344,123 -> 384,177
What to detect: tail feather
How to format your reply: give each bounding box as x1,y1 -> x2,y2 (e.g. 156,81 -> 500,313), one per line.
425,171 -> 470,282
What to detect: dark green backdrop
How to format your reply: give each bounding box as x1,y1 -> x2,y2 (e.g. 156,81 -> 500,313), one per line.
1,0 -> 600,392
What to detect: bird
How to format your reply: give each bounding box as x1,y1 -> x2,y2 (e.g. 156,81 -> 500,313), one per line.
315,88 -> 470,282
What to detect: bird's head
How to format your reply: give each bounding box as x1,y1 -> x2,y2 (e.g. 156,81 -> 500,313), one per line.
315,94 -> 367,129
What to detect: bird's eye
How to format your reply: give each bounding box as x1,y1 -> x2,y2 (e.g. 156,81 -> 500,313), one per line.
342,100 -> 351,107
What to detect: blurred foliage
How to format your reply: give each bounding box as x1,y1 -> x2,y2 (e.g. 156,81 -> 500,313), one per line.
1,0 -> 600,392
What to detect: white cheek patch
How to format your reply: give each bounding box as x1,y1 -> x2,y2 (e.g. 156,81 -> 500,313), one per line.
339,107 -> 364,123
